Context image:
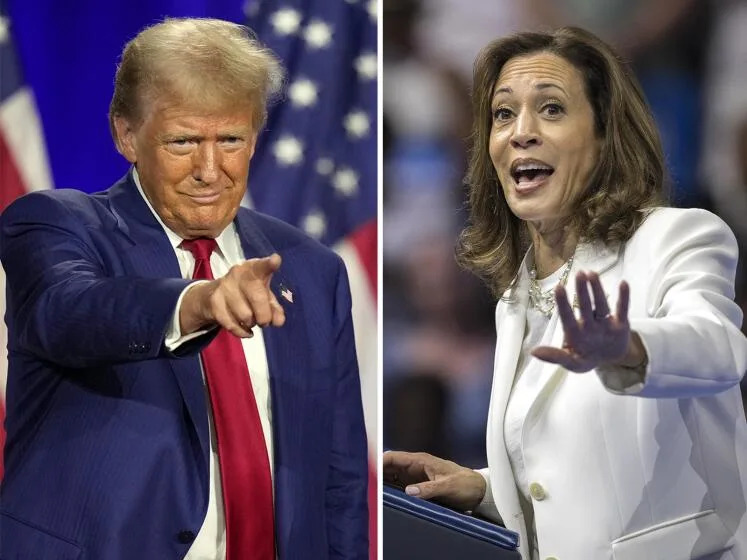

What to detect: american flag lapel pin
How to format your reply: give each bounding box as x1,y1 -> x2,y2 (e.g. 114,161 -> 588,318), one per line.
279,283 -> 294,304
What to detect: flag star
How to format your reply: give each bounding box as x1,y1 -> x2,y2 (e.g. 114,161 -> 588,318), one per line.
304,20 -> 333,49
0,16 -> 9,44
316,158 -> 334,175
302,210 -> 327,239
332,167 -> 359,196
288,78 -> 319,108
344,110 -> 370,139
270,8 -> 302,36
368,0 -> 377,21
272,135 -> 304,166
242,0 -> 259,18
354,52 -> 377,81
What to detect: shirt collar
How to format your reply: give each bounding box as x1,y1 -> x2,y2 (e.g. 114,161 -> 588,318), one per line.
132,166 -> 240,260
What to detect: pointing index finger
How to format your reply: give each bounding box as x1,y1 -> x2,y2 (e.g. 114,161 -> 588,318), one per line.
250,253 -> 282,281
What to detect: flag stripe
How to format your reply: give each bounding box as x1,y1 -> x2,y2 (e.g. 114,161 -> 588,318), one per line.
0,88 -> 53,194
0,129 -> 26,211
348,220 -> 377,298
0,9 -> 52,482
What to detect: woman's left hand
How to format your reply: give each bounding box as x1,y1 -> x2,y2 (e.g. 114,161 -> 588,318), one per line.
531,271 -> 638,372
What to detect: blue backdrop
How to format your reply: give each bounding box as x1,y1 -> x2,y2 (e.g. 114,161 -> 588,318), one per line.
8,0 -> 247,193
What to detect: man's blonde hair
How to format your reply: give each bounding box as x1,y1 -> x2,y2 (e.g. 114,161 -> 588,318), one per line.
109,18 -> 284,138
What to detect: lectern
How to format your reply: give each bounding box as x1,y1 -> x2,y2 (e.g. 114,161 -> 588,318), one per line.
383,485 -> 521,559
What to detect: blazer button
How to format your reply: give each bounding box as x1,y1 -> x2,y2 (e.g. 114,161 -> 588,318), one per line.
529,482 -> 546,501
177,530 -> 196,544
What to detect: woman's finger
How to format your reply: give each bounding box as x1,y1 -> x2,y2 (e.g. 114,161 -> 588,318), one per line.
555,285 -> 582,343
575,271 -> 594,324
588,272 -> 610,319
532,345 -> 591,372
531,345 -> 572,365
616,280 -> 630,323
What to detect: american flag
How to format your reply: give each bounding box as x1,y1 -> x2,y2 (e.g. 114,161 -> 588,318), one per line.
0,0 -> 53,478
245,2 -> 378,557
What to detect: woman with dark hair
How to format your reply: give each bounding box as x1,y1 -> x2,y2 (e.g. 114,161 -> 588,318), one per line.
384,27 -> 747,560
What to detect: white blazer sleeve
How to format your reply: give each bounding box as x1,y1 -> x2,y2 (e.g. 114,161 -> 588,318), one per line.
599,208 -> 747,398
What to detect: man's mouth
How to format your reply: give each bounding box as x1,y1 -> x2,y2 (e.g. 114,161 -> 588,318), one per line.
188,191 -> 222,204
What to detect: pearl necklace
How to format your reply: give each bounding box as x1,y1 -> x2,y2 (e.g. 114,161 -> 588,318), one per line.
528,253 -> 575,317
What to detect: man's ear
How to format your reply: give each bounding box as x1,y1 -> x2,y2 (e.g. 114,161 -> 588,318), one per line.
248,132 -> 258,159
113,115 -> 138,163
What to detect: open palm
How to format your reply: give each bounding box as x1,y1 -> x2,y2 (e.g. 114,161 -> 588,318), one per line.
532,271 -> 631,372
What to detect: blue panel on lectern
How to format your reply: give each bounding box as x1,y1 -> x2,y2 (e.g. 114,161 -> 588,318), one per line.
383,485 -> 519,550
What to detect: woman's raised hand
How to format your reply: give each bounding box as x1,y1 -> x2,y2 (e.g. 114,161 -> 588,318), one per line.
532,271 -> 645,372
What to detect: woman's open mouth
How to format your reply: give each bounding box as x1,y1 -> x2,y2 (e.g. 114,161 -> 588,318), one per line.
510,159 -> 555,193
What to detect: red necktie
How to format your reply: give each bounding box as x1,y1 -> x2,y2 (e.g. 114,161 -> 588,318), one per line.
181,238 -> 275,560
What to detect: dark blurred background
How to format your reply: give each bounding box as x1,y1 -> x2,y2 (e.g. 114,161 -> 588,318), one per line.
383,0 -> 747,468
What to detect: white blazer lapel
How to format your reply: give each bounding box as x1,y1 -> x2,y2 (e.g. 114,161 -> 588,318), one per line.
489,258 -> 530,442
485,257 -> 530,536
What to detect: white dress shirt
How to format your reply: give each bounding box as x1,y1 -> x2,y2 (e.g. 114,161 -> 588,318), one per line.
133,169 -> 274,560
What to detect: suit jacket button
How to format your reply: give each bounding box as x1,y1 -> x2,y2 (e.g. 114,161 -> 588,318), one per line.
529,482 -> 546,501
177,530 -> 196,544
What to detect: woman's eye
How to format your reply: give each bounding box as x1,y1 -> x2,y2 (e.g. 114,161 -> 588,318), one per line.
543,103 -> 564,116
493,108 -> 513,121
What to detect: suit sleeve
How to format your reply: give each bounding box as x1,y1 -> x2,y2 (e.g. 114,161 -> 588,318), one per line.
325,257 -> 369,559
597,208 -> 747,398
0,191 -> 193,368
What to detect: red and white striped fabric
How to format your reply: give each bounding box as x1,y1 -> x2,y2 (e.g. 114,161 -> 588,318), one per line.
334,220 -> 377,559
0,12 -> 54,479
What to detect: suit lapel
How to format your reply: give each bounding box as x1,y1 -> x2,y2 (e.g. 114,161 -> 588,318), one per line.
107,174 -> 211,477
234,211 -> 309,549
486,256 -> 530,529
489,265 -> 529,446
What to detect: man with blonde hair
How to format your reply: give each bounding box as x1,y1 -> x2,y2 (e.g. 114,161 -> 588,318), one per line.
0,18 -> 368,560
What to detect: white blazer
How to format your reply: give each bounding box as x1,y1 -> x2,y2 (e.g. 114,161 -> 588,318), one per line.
478,207 -> 747,560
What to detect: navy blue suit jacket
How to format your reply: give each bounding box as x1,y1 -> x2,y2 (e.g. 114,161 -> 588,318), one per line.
0,174 -> 368,559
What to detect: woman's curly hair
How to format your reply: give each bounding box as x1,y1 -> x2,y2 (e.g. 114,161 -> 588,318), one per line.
456,27 -> 668,299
